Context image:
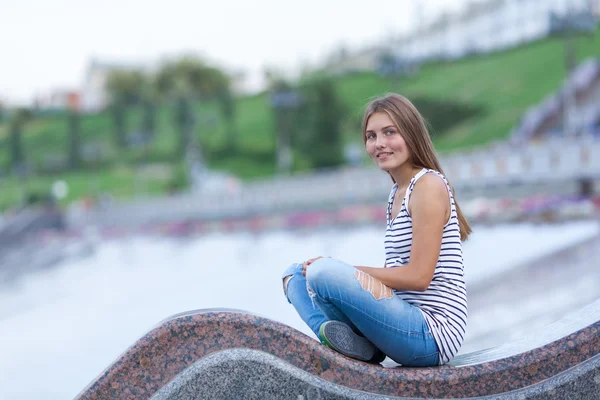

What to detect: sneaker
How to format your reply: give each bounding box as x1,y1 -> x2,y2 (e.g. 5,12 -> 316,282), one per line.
318,321 -> 385,363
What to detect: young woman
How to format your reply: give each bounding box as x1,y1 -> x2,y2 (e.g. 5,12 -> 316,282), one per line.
282,93 -> 471,366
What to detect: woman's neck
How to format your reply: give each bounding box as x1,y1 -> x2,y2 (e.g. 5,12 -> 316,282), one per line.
390,165 -> 423,188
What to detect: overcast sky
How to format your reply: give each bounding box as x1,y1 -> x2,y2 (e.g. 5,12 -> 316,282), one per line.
0,0 -> 472,105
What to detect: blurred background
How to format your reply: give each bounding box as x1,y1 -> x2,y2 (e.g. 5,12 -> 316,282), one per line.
1,0 -> 600,398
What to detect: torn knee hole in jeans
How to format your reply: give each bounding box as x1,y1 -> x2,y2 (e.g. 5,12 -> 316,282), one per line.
354,270 -> 393,300
306,282 -> 316,299
282,275 -> 293,296
305,280 -> 318,309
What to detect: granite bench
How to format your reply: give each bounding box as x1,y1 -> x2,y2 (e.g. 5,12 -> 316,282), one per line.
75,299 -> 600,399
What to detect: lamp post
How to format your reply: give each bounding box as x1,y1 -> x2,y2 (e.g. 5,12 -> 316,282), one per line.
269,88 -> 302,175
549,3 -> 597,136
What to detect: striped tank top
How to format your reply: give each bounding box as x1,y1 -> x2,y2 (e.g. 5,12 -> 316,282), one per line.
384,168 -> 467,365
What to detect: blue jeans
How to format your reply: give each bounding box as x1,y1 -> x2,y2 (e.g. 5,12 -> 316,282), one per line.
282,258 -> 439,367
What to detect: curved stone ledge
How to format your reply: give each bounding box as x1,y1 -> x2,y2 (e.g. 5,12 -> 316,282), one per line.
76,304 -> 600,399
150,348 -> 387,400
150,349 -> 600,400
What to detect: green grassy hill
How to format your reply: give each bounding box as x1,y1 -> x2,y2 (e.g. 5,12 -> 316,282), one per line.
0,29 -> 598,209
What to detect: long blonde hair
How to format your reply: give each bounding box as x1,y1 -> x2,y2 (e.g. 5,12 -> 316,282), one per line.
362,93 -> 472,241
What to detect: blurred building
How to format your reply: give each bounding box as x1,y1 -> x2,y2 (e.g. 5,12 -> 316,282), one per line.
33,90 -> 81,111
80,59 -> 148,113
324,46 -> 386,75
392,0 -> 597,63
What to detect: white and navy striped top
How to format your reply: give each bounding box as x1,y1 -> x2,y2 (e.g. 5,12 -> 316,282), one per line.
384,168 -> 467,365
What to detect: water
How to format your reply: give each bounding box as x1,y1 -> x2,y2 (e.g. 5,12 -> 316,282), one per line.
0,221 -> 598,399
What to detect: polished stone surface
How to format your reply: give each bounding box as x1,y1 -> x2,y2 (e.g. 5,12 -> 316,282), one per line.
150,349 -> 391,400
75,300 -> 600,400
152,350 -> 600,400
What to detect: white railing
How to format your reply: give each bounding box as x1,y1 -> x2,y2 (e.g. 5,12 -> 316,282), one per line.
394,0 -> 593,64
68,137 -> 600,228
445,137 -> 600,188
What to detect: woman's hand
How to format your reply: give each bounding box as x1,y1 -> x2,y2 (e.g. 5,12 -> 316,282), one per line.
302,256 -> 327,276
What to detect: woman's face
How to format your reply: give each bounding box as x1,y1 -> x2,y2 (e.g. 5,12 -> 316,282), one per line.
365,112 -> 411,172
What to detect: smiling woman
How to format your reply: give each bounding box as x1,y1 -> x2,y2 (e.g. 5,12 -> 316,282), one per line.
281,93 -> 472,367
365,115 -> 411,165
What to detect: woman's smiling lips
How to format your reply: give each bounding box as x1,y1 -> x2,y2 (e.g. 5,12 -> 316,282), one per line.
377,152 -> 393,160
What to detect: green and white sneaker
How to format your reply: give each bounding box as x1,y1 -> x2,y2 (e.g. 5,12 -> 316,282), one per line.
319,321 -> 385,363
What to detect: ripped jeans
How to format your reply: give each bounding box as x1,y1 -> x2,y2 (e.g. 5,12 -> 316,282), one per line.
282,258 -> 440,367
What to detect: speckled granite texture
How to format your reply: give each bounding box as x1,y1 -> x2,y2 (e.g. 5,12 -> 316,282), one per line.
504,353 -> 600,400
151,350 -> 600,400
150,348 -> 391,400
76,306 -> 600,400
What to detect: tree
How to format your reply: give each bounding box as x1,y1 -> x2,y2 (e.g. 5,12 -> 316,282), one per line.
105,69 -> 144,149
217,87 -> 237,150
8,108 -> 32,174
140,80 -> 158,139
155,56 -> 231,157
67,110 -> 82,169
296,77 -> 346,169
134,75 -> 161,161
269,79 -> 300,174
173,94 -> 194,157
105,69 -> 144,105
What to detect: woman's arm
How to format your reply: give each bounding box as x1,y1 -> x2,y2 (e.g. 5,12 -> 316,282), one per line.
356,174 -> 450,292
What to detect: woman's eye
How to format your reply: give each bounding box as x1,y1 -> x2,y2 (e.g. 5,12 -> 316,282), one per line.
386,130 -> 394,135
366,133 -> 376,140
